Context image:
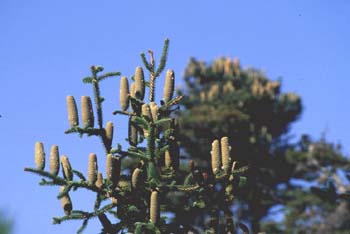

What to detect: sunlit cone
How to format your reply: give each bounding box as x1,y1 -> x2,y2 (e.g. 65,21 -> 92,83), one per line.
128,116 -> 138,146
66,95 -> 79,127
266,81 -> 280,95
119,76 -> 129,111
88,153 -> 98,184
212,58 -> 225,74
163,69 -> 175,103
141,104 -> 152,119
150,191 -> 159,224
164,149 -> 171,168
95,172 -> 103,189
221,137 -> 231,172
130,82 -> 136,97
233,57 -> 240,68
35,142 -> 45,171
149,102 -> 158,122
49,145 -> 59,176
106,154 -> 120,189
105,121 -> 114,149
106,154 -> 113,180
223,81 -> 235,94
251,78 -> 261,96
131,168 -> 142,190
81,96 -> 94,128
134,66 -> 145,100
61,155 -> 73,180
211,139 -> 221,174
208,84 -> 219,100
224,57 -> 233,75
60,186 -> 72,215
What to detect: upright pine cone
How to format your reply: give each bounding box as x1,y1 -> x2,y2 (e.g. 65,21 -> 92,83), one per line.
149,102 -> 158,122
81,96 -> 94,128
221,137 -> 231,173
134,66 -> 145,100
105,121 -> 114,150
211,139 -> 221,174
66,95 -> 79,127
88,153 -> 98,184
130,82 -> 136,98
106,154 -> 120,189
119,76 -> 129,111
35,142 -> 45,171
163,69 -> 175,103
131,168 -> 142,190
141,104 -> 152,120
165,140 -> 180,170
164,150 -> 172,168
61,155 -> 73,180
49,145 -> 59,176
150,191 -> 159,224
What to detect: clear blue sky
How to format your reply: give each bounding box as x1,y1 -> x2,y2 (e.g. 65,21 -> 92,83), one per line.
1,1 -> 349,233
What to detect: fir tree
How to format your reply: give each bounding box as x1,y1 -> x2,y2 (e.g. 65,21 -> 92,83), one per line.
25,40 -> 250,234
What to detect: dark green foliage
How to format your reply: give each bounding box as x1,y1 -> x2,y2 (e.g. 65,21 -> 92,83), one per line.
279,135 -> 350,234
177,56 -> 350,233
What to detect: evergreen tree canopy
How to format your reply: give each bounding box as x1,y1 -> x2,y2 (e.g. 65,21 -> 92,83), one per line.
177,56 -> 349,233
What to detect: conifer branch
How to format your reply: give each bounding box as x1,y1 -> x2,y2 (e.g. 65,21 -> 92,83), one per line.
164,95 -> 183,107
140,53 -> 152,71
129,95 -> 145,107
154,38 -> 169,77
91,70 -> 104,129
112,110 -> 135,116
72,169 -> 86,181
77,219 -> 89,234
57,184 -> 73,199
97,72 -> 121,81
82,77 -> 93,84
64,127 -> 101,136
24,167 -> 108,194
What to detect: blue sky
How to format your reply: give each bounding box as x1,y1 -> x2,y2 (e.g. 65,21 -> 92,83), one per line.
1,1 -> 349,233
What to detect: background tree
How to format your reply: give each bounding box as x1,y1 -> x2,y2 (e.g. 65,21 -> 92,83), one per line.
0,210 -> 13,234
275,134 -> 350,234
177,56 -> 350,233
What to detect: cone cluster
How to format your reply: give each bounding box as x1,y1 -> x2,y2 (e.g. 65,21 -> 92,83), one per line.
211,137 -> 232,174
